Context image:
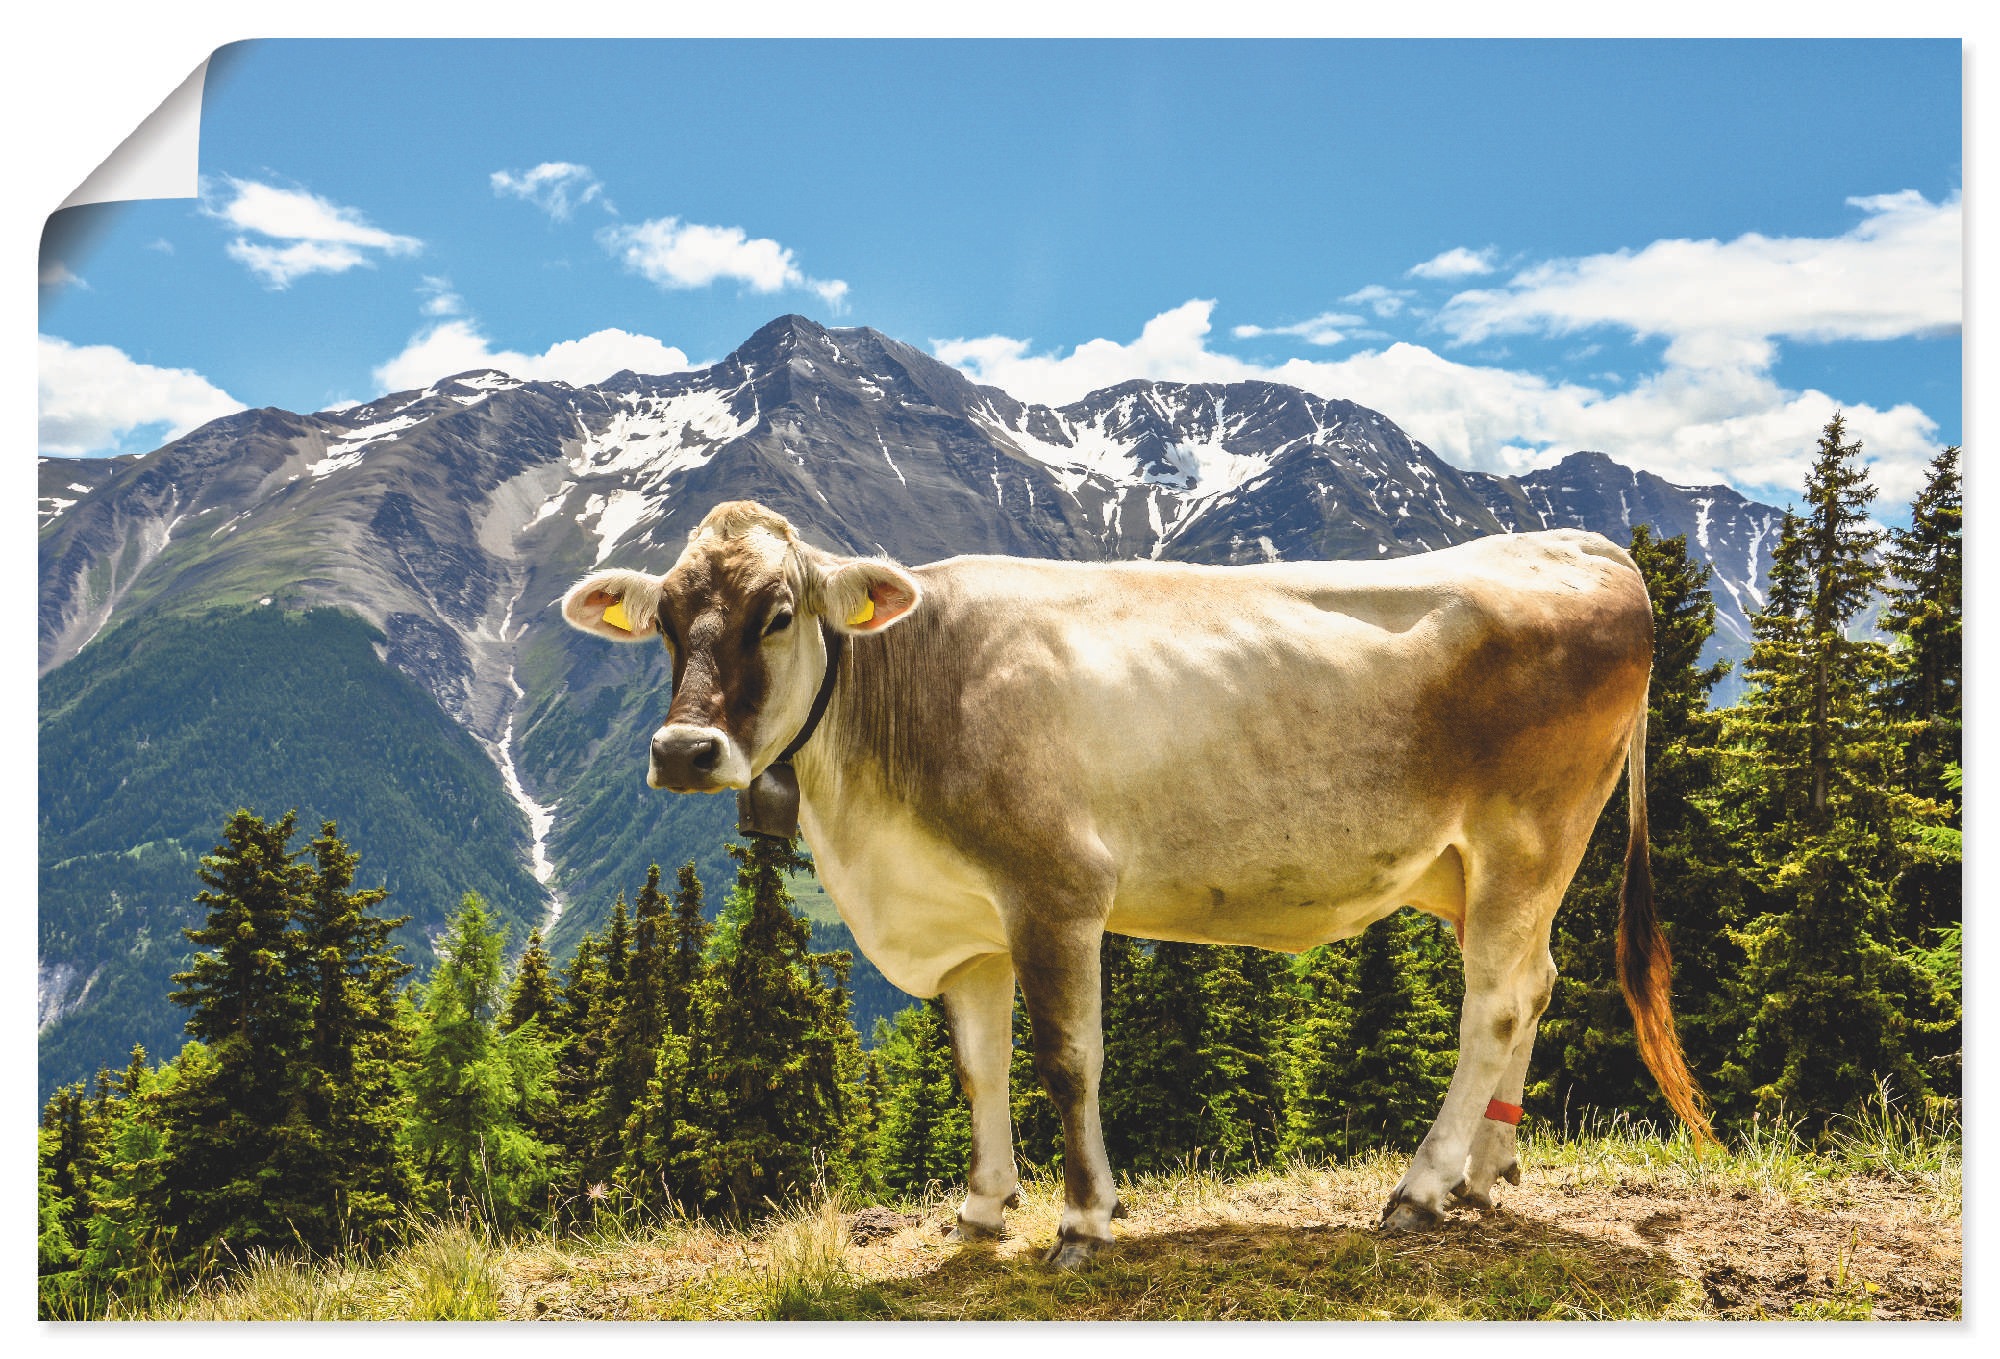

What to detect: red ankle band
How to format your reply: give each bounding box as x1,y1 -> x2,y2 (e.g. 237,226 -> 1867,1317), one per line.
1485,1098 -> 1524,1125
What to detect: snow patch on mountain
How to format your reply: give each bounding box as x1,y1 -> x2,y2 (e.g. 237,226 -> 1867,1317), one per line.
583,488 -> 657,564
308,412 -> 425,478
575,386 -> 760,480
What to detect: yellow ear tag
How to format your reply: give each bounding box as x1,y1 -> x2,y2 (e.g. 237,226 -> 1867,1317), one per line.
847,596 -> 875,627
602,599 -> 634,632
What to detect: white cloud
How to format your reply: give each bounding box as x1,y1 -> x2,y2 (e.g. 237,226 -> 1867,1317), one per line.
1231,311 -> 1363,345
372,320 -> 692,393
1437,190 -> 1961,368
39,335 -> 244,456
490,162 -> 608,221
206,177 -> 421,288
39,260 -> 85,289
418,276 -> 465,317
225,239 -> 371,287
1342,284 -> 1417,318
932,299 -> 1944,505
1408,246 -> 1498,280
599,216 -> 848,310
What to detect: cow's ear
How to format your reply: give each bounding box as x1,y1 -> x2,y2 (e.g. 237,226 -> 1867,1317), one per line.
562,569 -> 663,643
822,558 -> 921,635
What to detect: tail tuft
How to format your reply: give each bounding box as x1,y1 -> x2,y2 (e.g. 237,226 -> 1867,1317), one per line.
1616,703 -> 1716,1144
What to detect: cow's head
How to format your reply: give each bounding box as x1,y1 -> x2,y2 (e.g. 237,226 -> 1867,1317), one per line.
561,500 -> 920,792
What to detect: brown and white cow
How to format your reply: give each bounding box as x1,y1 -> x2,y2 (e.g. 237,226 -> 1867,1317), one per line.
563,499 -> 1710,1266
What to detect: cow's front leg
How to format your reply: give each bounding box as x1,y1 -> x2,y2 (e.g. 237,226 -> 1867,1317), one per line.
939,952 -> 1021,1240
1015,922 -> 1116,1269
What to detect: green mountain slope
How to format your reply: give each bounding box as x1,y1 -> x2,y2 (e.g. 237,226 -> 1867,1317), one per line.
38,606 -> 547,1101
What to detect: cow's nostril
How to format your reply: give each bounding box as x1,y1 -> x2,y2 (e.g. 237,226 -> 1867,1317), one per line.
688,737 -> 720,771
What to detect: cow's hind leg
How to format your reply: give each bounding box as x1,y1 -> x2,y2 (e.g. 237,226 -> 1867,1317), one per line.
1015,920 -> 1117,1269
1453,943 -> 1555,1210
939,952 -> 1022,1240
1383,878 -> 1562,1232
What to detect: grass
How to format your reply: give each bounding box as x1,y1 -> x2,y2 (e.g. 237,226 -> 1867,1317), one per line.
1525,1084 -> 1962,1219
103,1106 -> 1959,1322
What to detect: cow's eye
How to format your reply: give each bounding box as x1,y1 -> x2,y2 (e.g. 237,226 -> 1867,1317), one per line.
764,610 -> 794,637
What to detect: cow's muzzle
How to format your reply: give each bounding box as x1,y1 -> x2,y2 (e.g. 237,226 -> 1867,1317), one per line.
649,724 -> 744,793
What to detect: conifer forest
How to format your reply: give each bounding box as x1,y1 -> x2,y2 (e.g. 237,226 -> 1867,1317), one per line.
38,419 -> 1962,1318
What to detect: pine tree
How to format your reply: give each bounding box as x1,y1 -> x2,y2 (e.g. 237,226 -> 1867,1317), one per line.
591,865 -> 674,1183
75,1049 -> 184,1312
1280,943 -> 1360,1161
1100,940 -> 1209,1172
503,930 -> 559,1033
400,893 -> 557,1230
1719,415 -> 1935,1128
1319,911 -> 1457,1154
872,1000 -> 970,1194
1533,526 -> 1741,1125
1881,444 -> 1962,803
150,810 -> 315,1264
546,929 -> 612,1187
677,836 -> 865,1217
266,821 -> 415,1255
604,893 -> 632,988
1880,445 -> 1963,990
666,861 -> 710,1039
1192,945 -> 1290,1170
40,1081 -> 96,1237
38,1127 -> 81,1318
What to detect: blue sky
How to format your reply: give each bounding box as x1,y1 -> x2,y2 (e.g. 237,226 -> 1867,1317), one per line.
37,38 -> 1961,508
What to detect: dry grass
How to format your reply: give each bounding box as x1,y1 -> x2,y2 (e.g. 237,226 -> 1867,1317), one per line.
115,1115 -> 1960,1322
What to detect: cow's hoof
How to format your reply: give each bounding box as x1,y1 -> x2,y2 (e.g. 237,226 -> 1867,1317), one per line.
1501,1160 -> 1522,1186
1111,1196 -> 1130,1220
1449,1178 -> 1496,1212
950,1214 -> 1003,1243
1380,1193 -> 1443,1234
1043,1230 -> 1110,1270
1003,1190 -> 1022,1209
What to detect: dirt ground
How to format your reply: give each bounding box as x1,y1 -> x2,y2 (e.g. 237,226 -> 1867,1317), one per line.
501,1159 -> 1961,1320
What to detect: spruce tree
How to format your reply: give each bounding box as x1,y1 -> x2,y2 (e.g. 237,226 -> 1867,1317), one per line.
38,1127 -> 81,1318
546,929 -> 612,1186
1881,444 -> 1962,802
1318,911 -> 1457,1154
1280,942 -> 1360,1161
678,836 -> 865,1217
604,892 -> 632,987
400,893 -> 557,1229
666,860 -> 710,1039
40,1081 -> 95,1238
618,864 -> 716,1210
591,865 -> 673,1183
1719,414 -> 1934,1128
267,821 -> 415,1255
76,1049 -> 183,1312
872,1000 -> 970,1194
503,930 -> 559,1033
1193,946 -> 1290,1169
1100,940 -> 1209,1172
1881,445 -> 1963,983
150,810 -> 315,1264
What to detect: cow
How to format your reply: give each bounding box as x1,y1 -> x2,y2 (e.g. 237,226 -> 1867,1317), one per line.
562,499 -> 1711,1267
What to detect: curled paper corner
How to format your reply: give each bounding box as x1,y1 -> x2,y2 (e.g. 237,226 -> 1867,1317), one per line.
58,56 -> 211,210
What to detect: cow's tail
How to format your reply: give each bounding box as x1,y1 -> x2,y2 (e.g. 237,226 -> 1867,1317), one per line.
1614,699 -> 1717,1145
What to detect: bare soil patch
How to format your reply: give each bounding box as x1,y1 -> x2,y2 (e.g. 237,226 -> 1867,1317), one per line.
497,1158 -> 1960,1321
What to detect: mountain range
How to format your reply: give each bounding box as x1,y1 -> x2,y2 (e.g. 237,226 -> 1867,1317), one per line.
36,313 -> 1787,1098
